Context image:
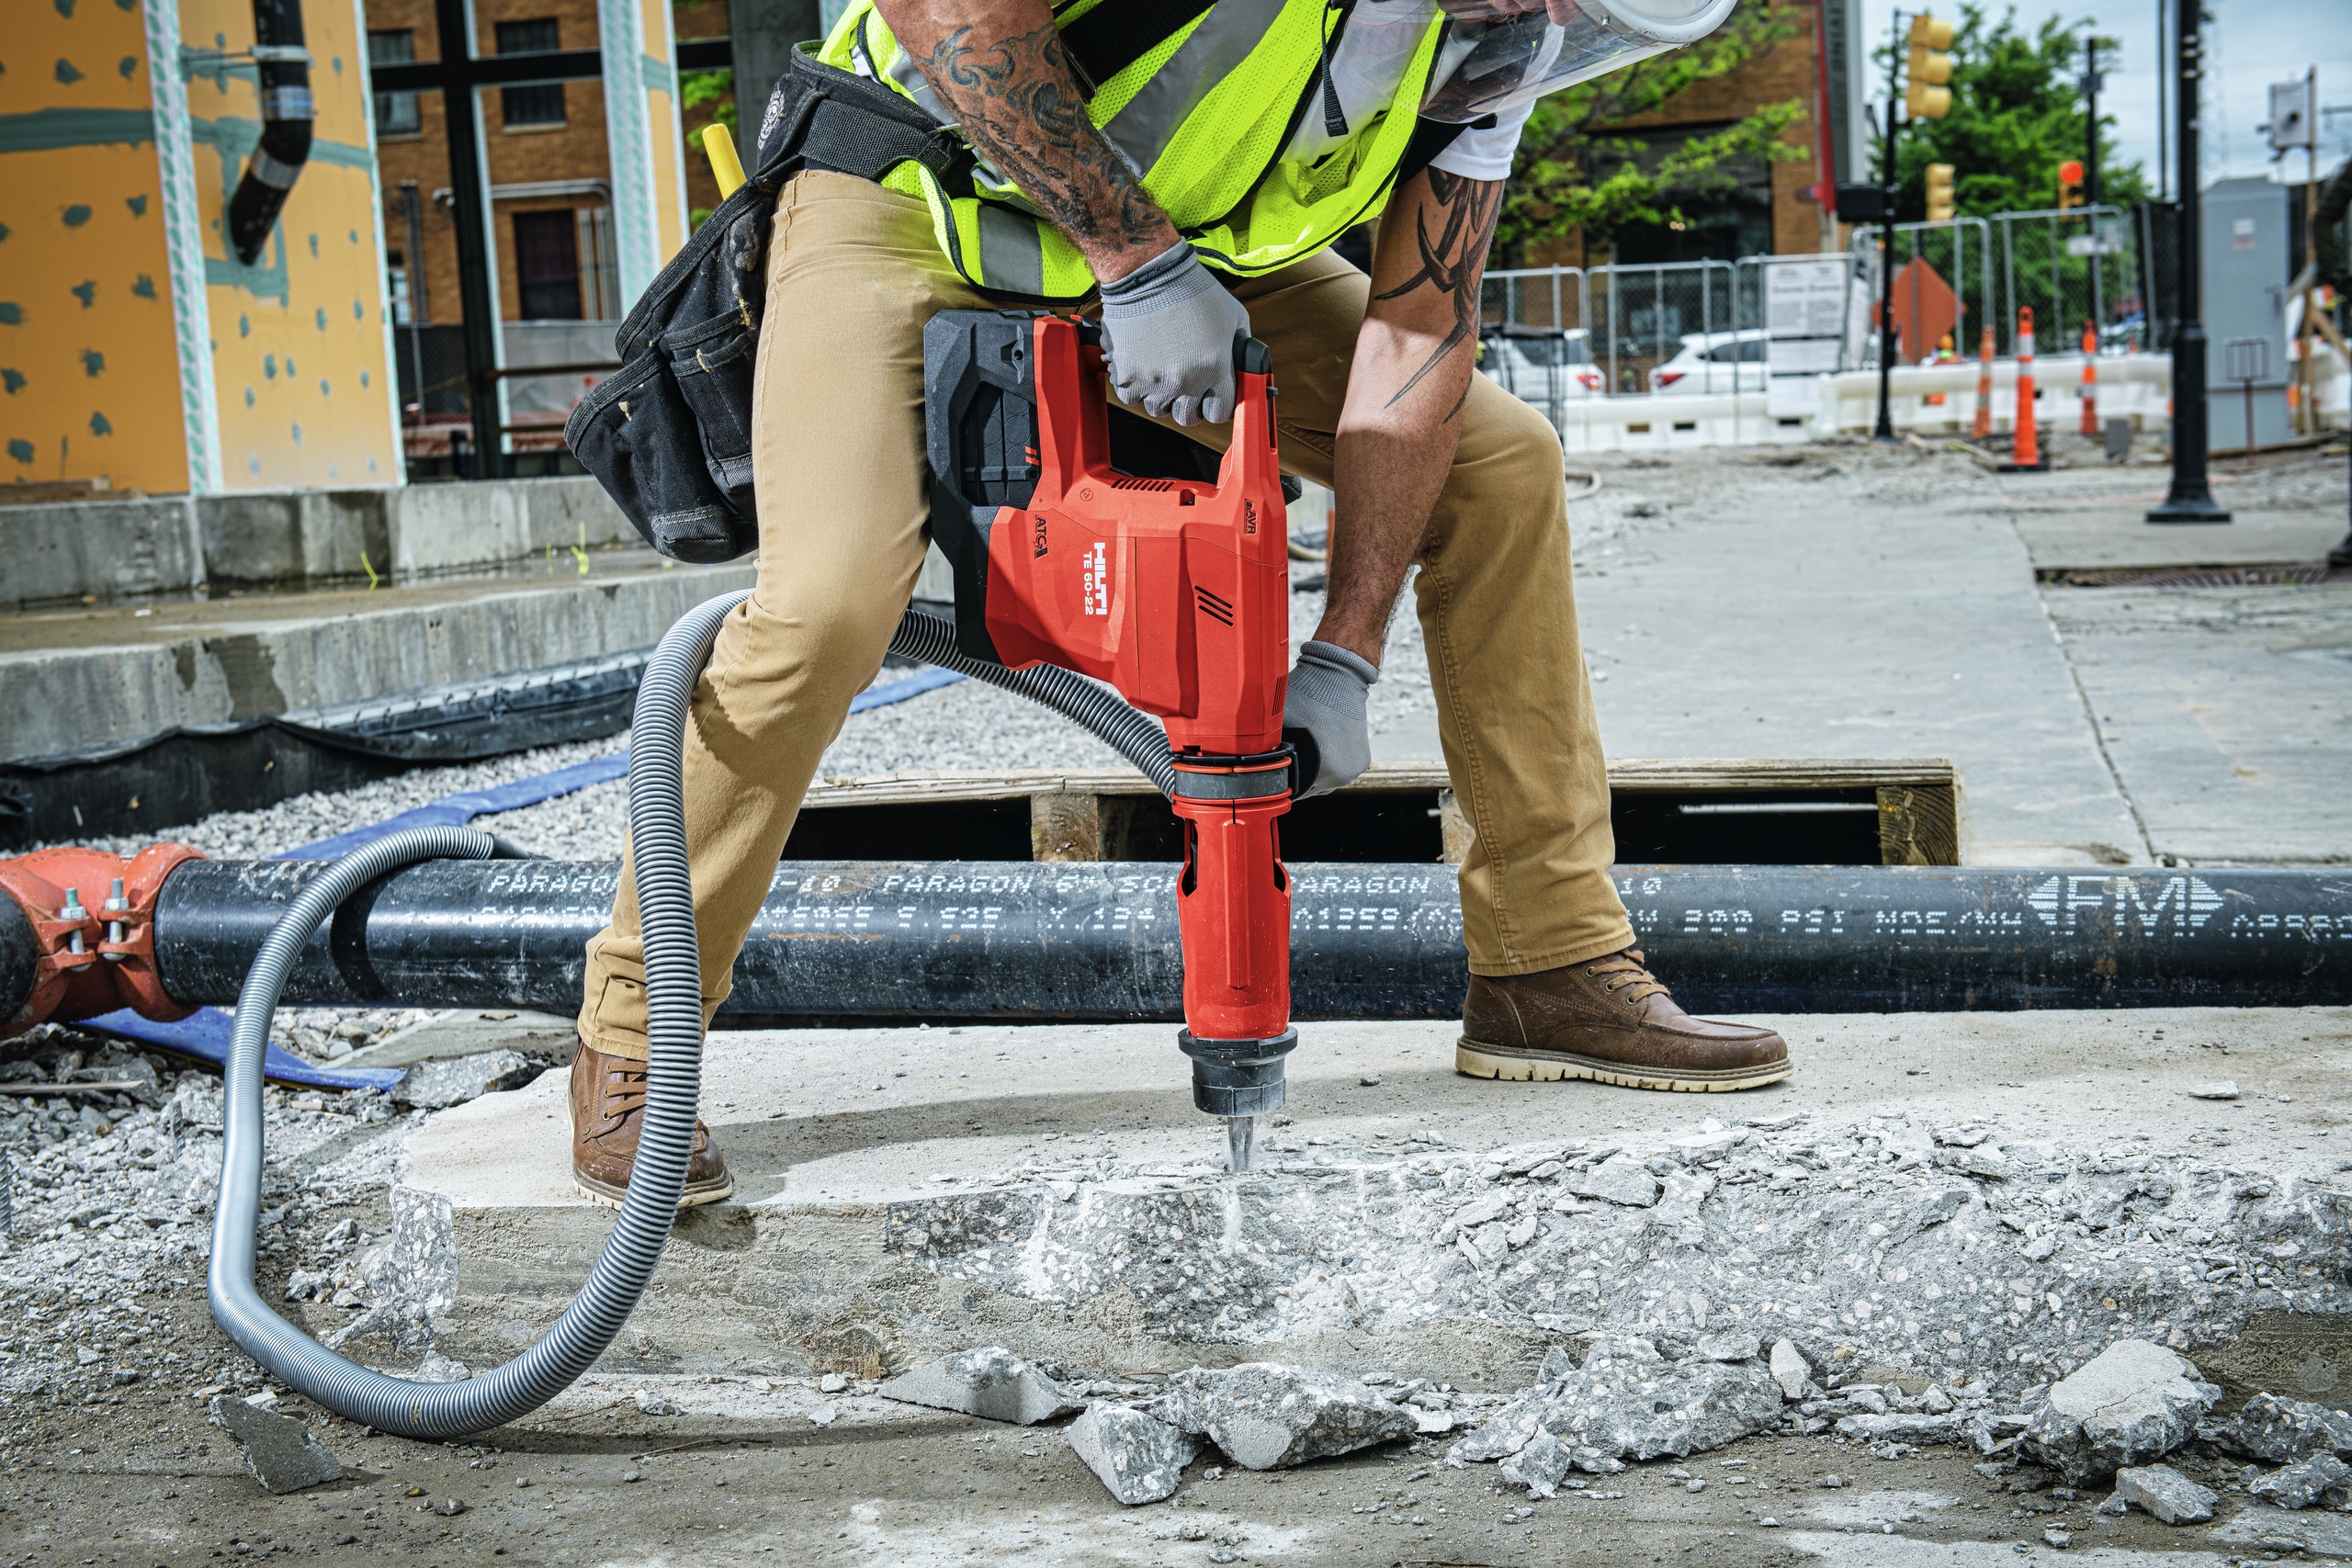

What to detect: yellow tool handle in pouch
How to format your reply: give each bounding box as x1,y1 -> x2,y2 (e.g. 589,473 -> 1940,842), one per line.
702,123 -> 746,198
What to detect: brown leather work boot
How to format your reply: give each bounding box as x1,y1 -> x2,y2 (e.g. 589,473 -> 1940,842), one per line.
569,1043 -> 735,1209
1457,949 -> 1792,1092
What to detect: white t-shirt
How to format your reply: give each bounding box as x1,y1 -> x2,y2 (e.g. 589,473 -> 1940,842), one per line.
1281,0 -> 1533,181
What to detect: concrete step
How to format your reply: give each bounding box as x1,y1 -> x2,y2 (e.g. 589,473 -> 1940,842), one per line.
0,554 -> 753,761
2,476 -> 650,612
383,1007 -> 2351,1401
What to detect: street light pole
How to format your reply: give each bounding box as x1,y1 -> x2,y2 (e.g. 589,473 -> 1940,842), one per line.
2147,0 -> 2230,523
1874,29 -> 1902,442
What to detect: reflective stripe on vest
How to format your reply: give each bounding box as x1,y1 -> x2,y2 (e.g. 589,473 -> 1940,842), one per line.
824,0 -> 1440,301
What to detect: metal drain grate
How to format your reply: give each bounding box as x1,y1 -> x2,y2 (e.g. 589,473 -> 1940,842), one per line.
2041,560 -> 2348,589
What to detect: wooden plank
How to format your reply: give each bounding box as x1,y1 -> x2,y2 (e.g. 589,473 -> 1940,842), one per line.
1877,782 -> 1965,867
799,756 -> 1961,811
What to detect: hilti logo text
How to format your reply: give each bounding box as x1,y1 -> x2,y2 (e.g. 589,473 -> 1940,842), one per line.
1081,542 -> 1109,616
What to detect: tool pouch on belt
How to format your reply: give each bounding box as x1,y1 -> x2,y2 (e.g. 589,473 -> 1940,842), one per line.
562,45 -> 968,563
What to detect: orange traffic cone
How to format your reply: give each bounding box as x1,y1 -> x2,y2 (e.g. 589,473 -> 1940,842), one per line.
2000,307 -> 2048,472
1971,325 -> 1996,440
2078,320 -> 2100,436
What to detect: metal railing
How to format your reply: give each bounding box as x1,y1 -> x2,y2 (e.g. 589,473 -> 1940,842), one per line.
1477,205 -> 2152,427
1843,205 -> 2144,361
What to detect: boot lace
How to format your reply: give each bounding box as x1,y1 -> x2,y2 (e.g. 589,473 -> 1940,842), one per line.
1585,948 -> 1671,1008
591,1062 -> 649,1135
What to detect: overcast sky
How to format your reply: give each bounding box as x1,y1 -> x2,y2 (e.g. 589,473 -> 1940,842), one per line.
1855,0 -> 2352,192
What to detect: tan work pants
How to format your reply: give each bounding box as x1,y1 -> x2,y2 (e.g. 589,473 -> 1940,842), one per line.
578,170 -> 1630,1058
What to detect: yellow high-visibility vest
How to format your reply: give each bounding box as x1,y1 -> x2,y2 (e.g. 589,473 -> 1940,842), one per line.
819,0 -> 1443,301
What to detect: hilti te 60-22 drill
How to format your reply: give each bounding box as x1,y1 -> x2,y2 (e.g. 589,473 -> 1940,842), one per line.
924,310 -> 1295,1172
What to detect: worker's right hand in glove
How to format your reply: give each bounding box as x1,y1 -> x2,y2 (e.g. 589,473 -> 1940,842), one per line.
1097,242 -> 1251,426
1283,640 -> 1379,800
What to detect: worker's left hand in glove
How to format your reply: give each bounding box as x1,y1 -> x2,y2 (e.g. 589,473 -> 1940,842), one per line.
1283,640 -> 1379,800
1097,242 -> 1252,426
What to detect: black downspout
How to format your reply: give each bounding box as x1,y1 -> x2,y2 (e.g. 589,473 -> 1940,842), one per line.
227,0 -> 314,265
432,0 -> 506,480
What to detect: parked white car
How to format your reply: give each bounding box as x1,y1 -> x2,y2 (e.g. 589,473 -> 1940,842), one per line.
1647,329 -> 1770,394
1479,324 -> 1604,401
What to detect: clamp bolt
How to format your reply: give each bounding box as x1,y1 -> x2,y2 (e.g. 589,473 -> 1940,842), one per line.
102,876 -> 129,962
60,887 -> 89,956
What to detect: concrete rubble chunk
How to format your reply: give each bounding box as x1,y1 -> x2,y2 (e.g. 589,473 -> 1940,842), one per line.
1454,1337 -> 1783,1468
2019,1340 -> 2221,1483
1697,1332 -> 1759,1364
1067,1403 -> 1199,1505
2213,1393 -> 2352,1463
1538,1344 -> 1580,1384
2249,1452 -> 2352,1511
1499,1429 -> 1574,1497
393,1049 -> 538,1110
209,1395 -> 344,1495
2186,1081 -> 2240,1100
1149,1364 -> 1419,1471
877,1348 -> 1081,1427
1770,1340 -> 1811,1401
1571,1155 -> 1660,1209
2109,1464 -> 2218,1525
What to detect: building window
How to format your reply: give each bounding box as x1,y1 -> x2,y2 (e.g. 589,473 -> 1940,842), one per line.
368,29 -> 420,137
496,19 -> 566,128
513,210 -> 583,320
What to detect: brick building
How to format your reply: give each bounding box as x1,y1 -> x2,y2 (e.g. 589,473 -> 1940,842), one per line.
1522,0 -> 1853,268
365,0 -> 727,455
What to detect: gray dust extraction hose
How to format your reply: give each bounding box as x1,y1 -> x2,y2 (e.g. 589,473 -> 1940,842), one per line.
208,591 -> 1173,1437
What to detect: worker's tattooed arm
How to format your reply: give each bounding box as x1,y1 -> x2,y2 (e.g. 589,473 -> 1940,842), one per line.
1316,169 -> 1504,667
873,0 -> 1179,280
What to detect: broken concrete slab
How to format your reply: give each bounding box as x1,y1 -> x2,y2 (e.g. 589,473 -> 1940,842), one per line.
2018,1340 -> 2220,1483
2212,1392 -> 2352,1463
1149,1365 -> 1418,1471
2109,1463 -> 2219,1524
1067,1403 -> 1199,1505
2249,1451 -> 2352,1510
391,1010 -> 2352,1407
393,1050 -> 540,1110
877,1348 -> 1081,1427
209,1395 -> 343,1494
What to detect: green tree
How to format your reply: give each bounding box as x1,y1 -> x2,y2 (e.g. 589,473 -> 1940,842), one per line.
1495,0 -> 1808,266
1883,6 -> 2147,220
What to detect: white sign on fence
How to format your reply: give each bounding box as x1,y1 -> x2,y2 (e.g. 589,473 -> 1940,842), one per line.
1765,256 -> 1848,416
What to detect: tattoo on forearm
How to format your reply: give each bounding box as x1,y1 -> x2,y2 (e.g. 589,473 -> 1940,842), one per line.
913,24 -> 1168,256
1374,171 -> 1501,418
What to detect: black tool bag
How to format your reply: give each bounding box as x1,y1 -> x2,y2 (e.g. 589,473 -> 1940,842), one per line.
562,45 -> 972,563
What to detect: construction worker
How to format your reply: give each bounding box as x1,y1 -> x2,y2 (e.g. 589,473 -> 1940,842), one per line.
566,0 -> 1792,1206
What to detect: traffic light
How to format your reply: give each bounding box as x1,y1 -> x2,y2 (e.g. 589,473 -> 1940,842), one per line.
1906,14 -> 1955,118
2057,159 -> 2085,209
1925,163 -> 1957,222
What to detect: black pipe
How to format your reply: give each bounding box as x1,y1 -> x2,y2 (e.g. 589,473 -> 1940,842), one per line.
139,860 -> 2352,1021
226,0 -> 313,266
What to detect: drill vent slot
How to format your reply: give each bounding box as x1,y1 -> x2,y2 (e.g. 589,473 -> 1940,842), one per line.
1194,586 -> 1234,626
1108,475 -> 1175,491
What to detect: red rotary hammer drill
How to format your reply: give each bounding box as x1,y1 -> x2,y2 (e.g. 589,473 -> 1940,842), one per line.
924,311 -> 1295,1171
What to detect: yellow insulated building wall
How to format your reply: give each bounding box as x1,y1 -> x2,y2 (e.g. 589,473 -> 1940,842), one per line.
0,0 -> 399,495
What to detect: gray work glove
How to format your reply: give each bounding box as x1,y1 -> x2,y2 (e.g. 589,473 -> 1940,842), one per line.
1283,640 -> 1379,800
1096,241 -> 1251,426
